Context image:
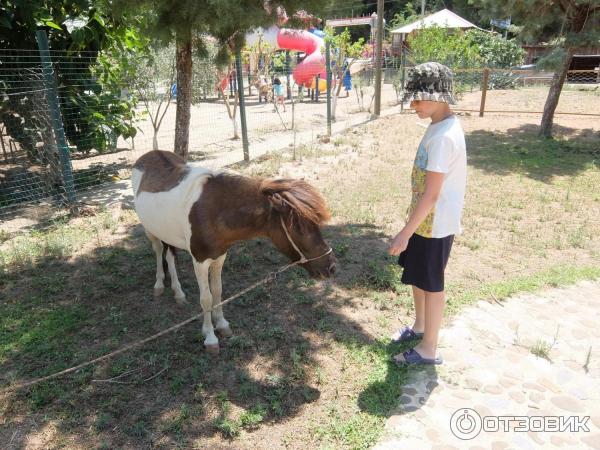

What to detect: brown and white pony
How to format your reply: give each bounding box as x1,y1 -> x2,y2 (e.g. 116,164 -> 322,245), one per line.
132,150 -> 336,352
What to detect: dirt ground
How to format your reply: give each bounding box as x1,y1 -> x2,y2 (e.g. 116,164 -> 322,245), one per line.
70,83 -> 401,173
0,88 -> 599,449
458,85 -> 600,116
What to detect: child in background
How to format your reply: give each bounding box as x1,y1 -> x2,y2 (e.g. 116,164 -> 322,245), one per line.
273,77 -> 286,112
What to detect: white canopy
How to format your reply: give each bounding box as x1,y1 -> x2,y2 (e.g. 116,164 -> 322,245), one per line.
390,8 -> 477,35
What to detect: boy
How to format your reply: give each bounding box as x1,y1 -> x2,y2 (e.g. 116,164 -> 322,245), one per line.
388,62 -> 466,365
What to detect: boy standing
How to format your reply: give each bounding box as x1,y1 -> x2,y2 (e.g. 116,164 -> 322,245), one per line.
388,62 -> 467,365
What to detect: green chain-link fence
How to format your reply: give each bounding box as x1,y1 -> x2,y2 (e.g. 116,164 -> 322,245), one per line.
2,33 -> 598,235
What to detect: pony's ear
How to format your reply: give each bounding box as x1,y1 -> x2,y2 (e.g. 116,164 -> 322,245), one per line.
267,193 -> 289,213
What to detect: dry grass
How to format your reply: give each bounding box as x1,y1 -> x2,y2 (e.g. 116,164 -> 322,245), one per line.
1,90 -> 599,449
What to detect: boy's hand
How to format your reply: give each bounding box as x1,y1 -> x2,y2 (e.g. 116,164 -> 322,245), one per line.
388,231 -> 411,256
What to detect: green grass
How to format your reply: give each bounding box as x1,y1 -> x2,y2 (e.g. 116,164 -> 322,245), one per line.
1,113 -> 599,449
239,404 -> 267,429
530,339 -> 553,360
467,130 -> 599,180
0,302 -> 88,366
446,264 -> 600,314
0,207 -> 124,272
314,340 -> 411,449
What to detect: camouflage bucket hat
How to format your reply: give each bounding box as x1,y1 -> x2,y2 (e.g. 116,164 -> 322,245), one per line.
401,62 -> 457,105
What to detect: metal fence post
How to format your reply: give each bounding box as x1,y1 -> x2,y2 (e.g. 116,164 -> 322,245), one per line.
325,40 -> 332,137
285,51 -> 292,100
400,42 -> 406,113
235,49 -> 250,162
35,30 -> 76,204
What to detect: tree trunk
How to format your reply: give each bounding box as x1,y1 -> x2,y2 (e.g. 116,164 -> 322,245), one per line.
232,118 -> 239,140
539,47 -> 574,138
152,132 -> 159,151
174,37 -> 192,160
331,93 -> 338,120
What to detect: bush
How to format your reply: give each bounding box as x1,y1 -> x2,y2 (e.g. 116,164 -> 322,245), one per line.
488,70 -> 520,89
465,29 -> 525,68
407,27 -> 525,69
407,26 -> 480,67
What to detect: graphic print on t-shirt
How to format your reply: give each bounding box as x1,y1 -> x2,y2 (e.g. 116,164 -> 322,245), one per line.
408,142 -> 435,237
405,115 -> 467,239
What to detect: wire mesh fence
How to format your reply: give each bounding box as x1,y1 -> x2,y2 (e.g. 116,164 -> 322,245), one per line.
0,41 -> 396,235
1,36 -> 599,236
0,49 -> 72,225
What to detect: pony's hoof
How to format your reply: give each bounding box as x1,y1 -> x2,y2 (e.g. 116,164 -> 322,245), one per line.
216,327 -> 233,338
175,295 -> 188,305
153,287 -> 164,298
205,344 -> 220,354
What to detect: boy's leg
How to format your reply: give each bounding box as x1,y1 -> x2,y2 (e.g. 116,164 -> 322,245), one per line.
412,285 -> 425,333
413,290 -> 445,359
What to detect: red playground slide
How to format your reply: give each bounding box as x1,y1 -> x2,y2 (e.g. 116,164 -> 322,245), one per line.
276,29 -> 326,87
245,26 -> 326,88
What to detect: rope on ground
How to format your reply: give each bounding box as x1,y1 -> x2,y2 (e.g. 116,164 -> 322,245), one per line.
0,261 -> 299,394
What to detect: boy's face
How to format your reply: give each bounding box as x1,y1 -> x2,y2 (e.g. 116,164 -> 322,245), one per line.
410,100 -> 446,119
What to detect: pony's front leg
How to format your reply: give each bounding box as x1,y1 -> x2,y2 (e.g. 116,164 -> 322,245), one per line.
192,258 -> 219,353
210,254 -> 232,337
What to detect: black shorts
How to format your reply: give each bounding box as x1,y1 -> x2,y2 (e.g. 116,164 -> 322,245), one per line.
398,233 -> 454,292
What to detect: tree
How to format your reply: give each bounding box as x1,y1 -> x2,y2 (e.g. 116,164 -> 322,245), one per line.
116,0 -> 339,161
217,66 -> 240,140
134,44 -> 176,150
0,1 -> 143,160
325,27 -> 367,120
471,0 -> 600,137
387,1 -> 421,31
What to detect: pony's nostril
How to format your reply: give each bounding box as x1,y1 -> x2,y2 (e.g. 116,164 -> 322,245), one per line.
328,263 -> 336,275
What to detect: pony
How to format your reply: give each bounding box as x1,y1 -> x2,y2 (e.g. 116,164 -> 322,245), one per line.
132,150 -> 336,352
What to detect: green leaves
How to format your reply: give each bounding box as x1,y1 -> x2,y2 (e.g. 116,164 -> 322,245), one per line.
1,1 -> 150,157
39,19 -> 63,31
407,27 -> 525,68
466,29 -> 525,68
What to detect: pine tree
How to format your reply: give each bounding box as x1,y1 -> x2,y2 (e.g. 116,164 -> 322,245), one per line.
116,0 -> 339,160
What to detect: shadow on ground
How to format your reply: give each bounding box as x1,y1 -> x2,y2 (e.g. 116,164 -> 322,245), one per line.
467,123 -> 599,182
0,221 -> 413,448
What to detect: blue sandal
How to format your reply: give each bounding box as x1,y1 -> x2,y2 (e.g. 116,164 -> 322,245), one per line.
390,326 -> 424,344
392,348 -> 443,365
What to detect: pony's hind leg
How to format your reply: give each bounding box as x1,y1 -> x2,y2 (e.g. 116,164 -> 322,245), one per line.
164,244 -> 187,304
145,231 -> 165,298
192,257 -> 219,353
210,253 -> 231,337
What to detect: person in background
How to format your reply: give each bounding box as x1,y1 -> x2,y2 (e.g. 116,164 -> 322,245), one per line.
273,77 -> 286,112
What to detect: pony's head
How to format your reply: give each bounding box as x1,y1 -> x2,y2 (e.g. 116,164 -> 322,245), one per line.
261,178 -> 336,278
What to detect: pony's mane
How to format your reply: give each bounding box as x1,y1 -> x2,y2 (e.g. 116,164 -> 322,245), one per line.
260,178 -> 331,226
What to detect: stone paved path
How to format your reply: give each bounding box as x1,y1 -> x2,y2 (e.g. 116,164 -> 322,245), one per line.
374,280 -> 600,450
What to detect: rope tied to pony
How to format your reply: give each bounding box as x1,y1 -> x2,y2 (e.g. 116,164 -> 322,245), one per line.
0,218 -> 332,394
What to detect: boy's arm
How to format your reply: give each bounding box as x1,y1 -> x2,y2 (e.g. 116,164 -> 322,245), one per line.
388,171 -> 445,256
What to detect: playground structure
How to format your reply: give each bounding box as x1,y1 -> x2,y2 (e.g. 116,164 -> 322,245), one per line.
216,25 -> 329,104
246,26 -> 326,89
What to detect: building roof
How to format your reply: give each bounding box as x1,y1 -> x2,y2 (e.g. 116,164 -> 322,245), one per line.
390,8 -> 478,34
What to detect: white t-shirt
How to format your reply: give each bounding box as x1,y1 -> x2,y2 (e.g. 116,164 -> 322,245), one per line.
408,115 -> 466,238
